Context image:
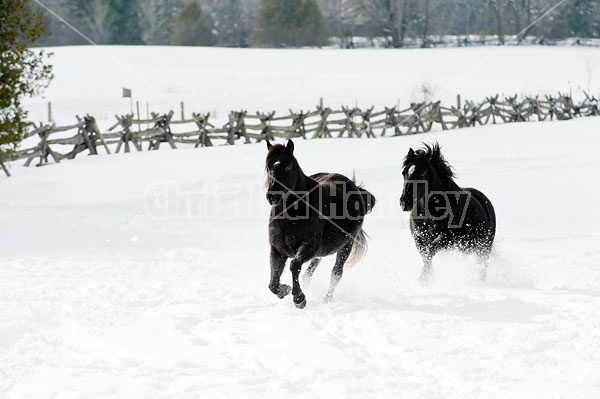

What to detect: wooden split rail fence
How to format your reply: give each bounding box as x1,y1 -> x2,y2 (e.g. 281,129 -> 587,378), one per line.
1,92 -> 598,176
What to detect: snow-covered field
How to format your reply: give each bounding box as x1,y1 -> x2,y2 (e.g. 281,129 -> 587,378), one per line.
23,45 -> 600,126
2,46 -> 600,398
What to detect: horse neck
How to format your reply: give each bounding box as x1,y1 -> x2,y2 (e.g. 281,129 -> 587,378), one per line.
291,161 -> 314,192
413,165 -> 444,217
427,164 -> 444,191
446,178 -> 461,191
429,163 -> 463,191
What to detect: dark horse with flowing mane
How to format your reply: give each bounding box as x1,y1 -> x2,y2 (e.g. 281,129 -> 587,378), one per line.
265,140 -> 376,308
400,143 -> 496,282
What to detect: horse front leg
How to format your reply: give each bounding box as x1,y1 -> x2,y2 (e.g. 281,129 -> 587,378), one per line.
269,247 -> 291,299
477,245 -> 492,282
290,243 -> 316,309
418,233 -> 448,284
414,237 -> 434,284
478,257 -> 488,281
324,241 -> 353,303
418,253 -> 434,285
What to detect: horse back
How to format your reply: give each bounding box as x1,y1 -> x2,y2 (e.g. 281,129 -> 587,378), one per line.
310,172 -> 353,186
269,172 -> 366,258
308,172 -> 366,253
464,187 -> 496,233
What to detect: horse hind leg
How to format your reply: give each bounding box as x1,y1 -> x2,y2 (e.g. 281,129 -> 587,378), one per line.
324,241 -> 353,303
302,258 -> 321,287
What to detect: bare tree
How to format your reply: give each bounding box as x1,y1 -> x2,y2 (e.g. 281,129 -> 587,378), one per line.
415,0 -> 446,45
487,0 -> 505,44
138,0 -> 179,45
318,0 -> 365,47
170,0 -> 215,46
356,0 -> 414,47
84,0 -> 113,44
199,0 -> 258,47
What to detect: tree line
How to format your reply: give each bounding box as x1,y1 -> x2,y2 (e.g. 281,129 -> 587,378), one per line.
37,0 -> 600,48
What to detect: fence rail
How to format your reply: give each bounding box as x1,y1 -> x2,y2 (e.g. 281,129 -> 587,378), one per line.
1,92 -> 598,176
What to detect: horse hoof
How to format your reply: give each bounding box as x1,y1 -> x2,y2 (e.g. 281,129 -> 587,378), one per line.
294,293 -> 306,309
323,293 -> 333,303
277,284 -> 291,298
418,272 -> 432,286
479,272 -> 487,282
295,298 -> 307,309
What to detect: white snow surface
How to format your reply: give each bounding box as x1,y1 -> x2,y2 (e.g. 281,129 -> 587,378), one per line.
23,45 -> 600,126
3,46 -> 600,398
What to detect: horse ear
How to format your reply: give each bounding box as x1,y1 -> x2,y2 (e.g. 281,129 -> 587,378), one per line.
408,148 -> 414,155
286,139 -> 294,154
266,140 -> 273,150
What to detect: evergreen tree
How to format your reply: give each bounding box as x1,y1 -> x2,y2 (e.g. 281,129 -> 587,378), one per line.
110,0 -> 143,44
0,0 -> 53,160
64,0 -> 142,44
255,0 -> 326,47
212,0 -> 251,47
565,0 -> 597,37
138,0 -> 180,45
171,0 -> 215,46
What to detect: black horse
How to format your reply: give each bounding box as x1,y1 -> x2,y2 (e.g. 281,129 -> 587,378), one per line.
265,140 -> 376,308
400,143 -> 496,282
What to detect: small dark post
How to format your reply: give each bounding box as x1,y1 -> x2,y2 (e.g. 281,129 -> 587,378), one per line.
48,101 -> 53,123
136,101 -> 141,132
181,101 -> 185,120
0,160 -> 9,177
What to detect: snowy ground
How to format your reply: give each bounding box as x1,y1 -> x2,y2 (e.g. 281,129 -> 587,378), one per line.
23,45 -> 600,126
2,46 -> 600,397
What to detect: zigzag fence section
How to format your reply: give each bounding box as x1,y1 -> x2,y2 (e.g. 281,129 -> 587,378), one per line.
1,92 -> 598,177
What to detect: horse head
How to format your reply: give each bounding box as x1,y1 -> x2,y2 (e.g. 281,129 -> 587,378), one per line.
400,148 -> 428,211
400,143 -> 449,212
265,139 -> 299,206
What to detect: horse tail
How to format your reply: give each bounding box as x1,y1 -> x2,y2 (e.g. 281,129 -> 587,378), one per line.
346,228 -> 368,268
352,171 -> 376,214
357,186 -> 376,214
346,174 -> 374,268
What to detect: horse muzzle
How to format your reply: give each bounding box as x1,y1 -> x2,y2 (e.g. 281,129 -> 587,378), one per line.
400,195 -> 412,211
266,192 -> 282,206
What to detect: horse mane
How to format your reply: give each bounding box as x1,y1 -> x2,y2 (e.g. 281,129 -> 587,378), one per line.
404,142 -> 456,187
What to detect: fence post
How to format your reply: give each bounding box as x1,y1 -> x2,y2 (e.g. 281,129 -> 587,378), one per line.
227,112 -> 236,145
0,159 -> 10,177
136,101 -> 141,132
